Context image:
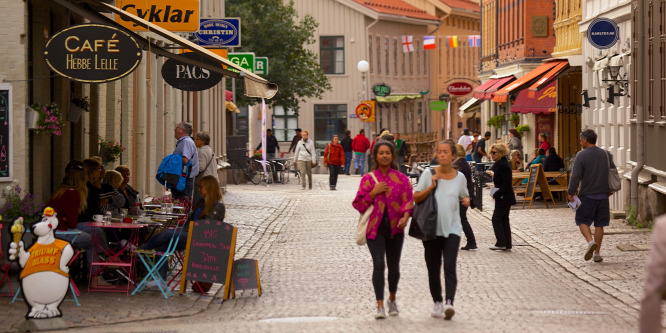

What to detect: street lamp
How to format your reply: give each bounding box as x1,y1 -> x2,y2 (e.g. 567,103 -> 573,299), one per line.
357,60 -> 369,101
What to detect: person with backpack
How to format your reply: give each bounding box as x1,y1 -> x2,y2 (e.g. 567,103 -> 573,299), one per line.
293,130 -> 316,190
323,135 -> 345,190
172,122 -> 199,200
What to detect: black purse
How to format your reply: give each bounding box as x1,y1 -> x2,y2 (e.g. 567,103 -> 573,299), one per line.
408,181 -> 438,241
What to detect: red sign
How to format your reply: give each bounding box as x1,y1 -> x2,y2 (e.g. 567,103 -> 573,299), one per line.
355,102 -> 373,121
447,82 -> 473,96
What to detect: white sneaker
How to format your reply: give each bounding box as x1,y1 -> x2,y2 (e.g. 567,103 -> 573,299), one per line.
444,301 -> 455,320
431,302 -> 443,318
375,307 -> 386,319
584,241 -> 598,261
387,299 -> 399,316
145,280 -> 166,290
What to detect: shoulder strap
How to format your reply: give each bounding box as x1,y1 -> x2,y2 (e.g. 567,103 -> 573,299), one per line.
302,142 -> 312,156
368,172 -> 378,183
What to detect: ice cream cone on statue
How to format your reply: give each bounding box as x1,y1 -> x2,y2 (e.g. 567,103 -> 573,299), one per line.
11,216 -> 25,244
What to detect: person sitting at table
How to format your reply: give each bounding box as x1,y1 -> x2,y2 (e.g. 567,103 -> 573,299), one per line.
543,147 -> 565,172
140,175 -> 225,289
47,160 -> 109,276
510,150 -> 523,172
526,148 -> 546,169
100,170 -> 126,215
115,165 -> 143,213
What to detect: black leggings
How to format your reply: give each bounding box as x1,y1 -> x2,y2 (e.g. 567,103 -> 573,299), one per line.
460,203 -> 476,245
423,234 -> 461,304
367,232 -> 404,301
492,203 -> 512,249
329,164 -> 341,186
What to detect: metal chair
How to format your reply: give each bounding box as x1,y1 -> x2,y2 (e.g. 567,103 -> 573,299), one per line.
0,223 -> 14,297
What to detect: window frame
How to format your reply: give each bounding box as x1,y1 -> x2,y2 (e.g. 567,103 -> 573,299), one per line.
320,36 -> 345,75
272,105 -> 299,142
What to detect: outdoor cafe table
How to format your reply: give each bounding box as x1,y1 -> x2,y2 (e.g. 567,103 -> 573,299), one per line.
511,171 -> 567,187
87,221 -> 147,294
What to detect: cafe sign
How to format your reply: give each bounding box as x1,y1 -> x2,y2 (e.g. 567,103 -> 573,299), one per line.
161,52 -> 223,91
372,83 -> 391,97
447,82 -> 473,96
43,24 -> 142,84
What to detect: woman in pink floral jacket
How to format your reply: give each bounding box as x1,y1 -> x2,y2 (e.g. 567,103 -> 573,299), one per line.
353,139 -> 414,319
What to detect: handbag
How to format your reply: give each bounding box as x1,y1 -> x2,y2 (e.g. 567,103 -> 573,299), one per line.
408,170 -> 439,241
356,172 -> 379,246
605,150 -> 621,192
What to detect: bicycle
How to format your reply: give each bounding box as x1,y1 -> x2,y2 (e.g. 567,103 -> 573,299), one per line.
231,157 -> 263,185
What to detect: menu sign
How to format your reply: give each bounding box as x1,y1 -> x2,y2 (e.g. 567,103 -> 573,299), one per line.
0,84 -> 11,181
231,258 -> 261,297
180,219 -> 237,299
161,52 -> 223,91
43,24 -> 142,83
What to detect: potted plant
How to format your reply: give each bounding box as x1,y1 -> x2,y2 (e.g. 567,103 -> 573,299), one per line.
98,137 -> 126,165
486,115 -> 504,128
516,124 -> 530,136
0,180 -> 45,228
510,114 -> 520,127
31,102 -> 65,137
69,96 -> 90,123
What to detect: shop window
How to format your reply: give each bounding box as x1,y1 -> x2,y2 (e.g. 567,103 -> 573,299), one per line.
314,104 -> 347,153
235,106 -> 249,137
320,36 -> 345,74
273,105 -> 298,142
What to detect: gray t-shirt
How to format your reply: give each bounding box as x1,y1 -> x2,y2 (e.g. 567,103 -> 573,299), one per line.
567,146 -> 616,196
415,168 -> 469,237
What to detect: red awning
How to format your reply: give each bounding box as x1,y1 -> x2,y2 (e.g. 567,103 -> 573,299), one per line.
482,76 -> 515,99
528,60 -> 569,91
510,80 -> 557,114
492,60 -> 566,103
472,76 -> 515,100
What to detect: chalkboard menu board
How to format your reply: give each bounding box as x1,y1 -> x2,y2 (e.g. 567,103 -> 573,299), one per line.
226,135 -> 247,165
0,84 -> 11,181
231,258 -> 262,297
525,164 -> 539,201
180,219 -> 237,299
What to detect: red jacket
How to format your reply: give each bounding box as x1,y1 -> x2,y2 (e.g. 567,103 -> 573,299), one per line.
351,134 -> 370,153
324,143 -> 345,166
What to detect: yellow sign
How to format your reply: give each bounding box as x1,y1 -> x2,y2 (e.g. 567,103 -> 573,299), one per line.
355,100 -> 375,122
115,0 -> 199,32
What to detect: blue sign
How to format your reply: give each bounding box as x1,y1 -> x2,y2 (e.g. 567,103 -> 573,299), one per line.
587,18 -> 619,49
195,18 -> 241,47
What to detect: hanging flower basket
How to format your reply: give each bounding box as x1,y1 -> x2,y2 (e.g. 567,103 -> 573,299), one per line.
98,137 -> 125,165
30,102 -> 65,137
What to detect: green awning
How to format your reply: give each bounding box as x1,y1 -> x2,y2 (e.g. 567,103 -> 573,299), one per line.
375,94 -> 422,103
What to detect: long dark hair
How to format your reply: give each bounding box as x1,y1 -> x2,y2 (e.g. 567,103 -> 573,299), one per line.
371,140 -> 399,171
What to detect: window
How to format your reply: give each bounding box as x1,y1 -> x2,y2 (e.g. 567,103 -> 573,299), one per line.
368,36 -> 373,73
235,106 -> 249,137
314,104 -> 347,153
417,102 -> 423,132
402,48 -> 406,75
273,105 -> 298,142
385,38 -> 390,75
393,39 -> 398,75
320,36 -> 345,74
376,36 -> 381,75
409,49 -> 414,75
416,40 -> 421,75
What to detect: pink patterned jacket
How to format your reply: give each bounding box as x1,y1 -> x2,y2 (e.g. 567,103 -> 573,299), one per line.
353,168 -> 414,240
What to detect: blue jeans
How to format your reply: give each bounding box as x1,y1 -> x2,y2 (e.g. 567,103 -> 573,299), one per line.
172,177 -> 194,200
140,229 -> 189,279
473,155 -> 483,171
354,153 -> 366,176
344,152 -> 353,174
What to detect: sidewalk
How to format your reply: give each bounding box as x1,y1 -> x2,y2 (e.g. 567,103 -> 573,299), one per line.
0,173 -> 659,332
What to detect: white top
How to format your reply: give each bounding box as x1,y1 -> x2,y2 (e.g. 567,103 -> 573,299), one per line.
415,168 -> 469,237
458,135 -> 474,155
293,139 -> 317,163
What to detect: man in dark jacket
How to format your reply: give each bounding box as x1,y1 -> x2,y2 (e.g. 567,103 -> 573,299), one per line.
341,130 -> 353,175
257,129 -> 280,158
288,128 -> 302,154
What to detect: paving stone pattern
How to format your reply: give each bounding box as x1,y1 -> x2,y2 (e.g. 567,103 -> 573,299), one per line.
1,174 -> 662,332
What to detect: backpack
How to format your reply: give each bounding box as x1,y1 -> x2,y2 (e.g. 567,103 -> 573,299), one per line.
156,154 -> 192,192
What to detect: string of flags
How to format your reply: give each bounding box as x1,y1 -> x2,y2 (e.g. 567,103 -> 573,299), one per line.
402,35 -> 481,52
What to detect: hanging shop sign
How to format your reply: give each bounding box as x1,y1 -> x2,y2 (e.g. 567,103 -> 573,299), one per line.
43,24 -> 142,84
115,0 -> 199,32
355,101 -> 375,122
194,18 -> 241,48
429,100 -> 448,111
227,52 -> 255,74
587,18 -> 619,49
372,84 -> 391,97
447,82 -> 474,96
161,52 -> 223,91
254,57 -> 269,75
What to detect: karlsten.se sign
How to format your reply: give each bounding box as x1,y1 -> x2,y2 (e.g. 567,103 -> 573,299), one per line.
43,24 -> 142,83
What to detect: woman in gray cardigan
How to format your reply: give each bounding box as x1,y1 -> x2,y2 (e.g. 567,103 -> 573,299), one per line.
293,130 -> 317,189
194,131 -> 218,204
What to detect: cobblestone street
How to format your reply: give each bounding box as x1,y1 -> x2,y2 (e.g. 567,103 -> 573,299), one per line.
1,173 -> 662,332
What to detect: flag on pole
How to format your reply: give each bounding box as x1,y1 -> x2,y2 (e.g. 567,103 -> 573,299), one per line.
423,36 -> 435,50
448,36 -> 458,48
468,35 -> 481,47
402,35 -> 414,53
261,99 -> 267,174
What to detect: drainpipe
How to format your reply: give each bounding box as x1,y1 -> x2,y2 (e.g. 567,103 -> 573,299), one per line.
630,1 -> 646,211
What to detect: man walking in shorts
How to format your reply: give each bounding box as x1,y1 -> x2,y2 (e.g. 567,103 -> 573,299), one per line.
568,129 -> 616,263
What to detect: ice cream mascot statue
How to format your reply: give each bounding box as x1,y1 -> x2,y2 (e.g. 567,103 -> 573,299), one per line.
9,207 -> 74,319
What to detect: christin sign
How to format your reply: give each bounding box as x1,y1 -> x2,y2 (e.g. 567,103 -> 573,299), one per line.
194,18 -> 241,47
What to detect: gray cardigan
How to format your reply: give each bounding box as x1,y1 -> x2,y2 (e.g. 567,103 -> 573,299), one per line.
195,145 -> 218,184
567,146 -> 616,196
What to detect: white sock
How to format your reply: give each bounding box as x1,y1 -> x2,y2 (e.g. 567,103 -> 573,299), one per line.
588,240 -> 596,245
594,253 -> 601,257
